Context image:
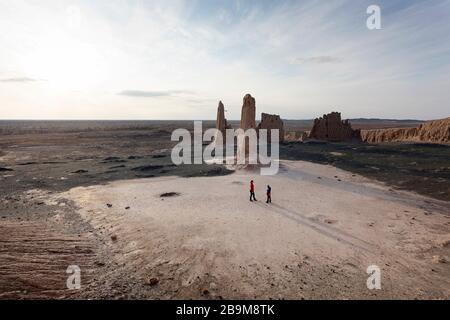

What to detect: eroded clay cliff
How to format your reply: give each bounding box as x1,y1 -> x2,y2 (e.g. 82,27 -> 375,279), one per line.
361,117 -> 450,143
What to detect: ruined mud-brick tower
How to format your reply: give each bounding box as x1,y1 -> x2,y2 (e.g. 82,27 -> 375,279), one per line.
215,100 -> 231,147
237,94 -> 257,162
240,94 -> 256,131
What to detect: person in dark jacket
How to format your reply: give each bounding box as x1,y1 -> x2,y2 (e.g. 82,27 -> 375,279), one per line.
249,180 -> 257,202
266,185 -> 272,203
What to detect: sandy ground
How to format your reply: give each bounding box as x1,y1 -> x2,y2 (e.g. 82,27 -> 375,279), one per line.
54,160 -> 450,299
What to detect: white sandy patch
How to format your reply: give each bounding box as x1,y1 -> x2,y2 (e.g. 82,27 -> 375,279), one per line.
59,160 -> 450,299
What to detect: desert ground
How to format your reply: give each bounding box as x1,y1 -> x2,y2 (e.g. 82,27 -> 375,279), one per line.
0,121 -> 449,299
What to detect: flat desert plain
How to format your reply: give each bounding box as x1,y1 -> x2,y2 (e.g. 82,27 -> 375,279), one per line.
0,121 -> 449,299
55,160 -> 450,299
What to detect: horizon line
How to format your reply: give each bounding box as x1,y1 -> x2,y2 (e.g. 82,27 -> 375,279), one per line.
0,118 -> 429,122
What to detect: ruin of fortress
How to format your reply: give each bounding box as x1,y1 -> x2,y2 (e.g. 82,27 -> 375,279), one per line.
214,95 -> 450,144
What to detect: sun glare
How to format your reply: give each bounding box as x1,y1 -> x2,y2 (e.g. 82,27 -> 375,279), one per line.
21,32 -> 107,91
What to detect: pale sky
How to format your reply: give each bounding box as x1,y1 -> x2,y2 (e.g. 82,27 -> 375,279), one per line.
0,0 -> 449,120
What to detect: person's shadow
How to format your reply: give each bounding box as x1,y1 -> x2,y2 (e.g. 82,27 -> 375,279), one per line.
253,201 -> 375,253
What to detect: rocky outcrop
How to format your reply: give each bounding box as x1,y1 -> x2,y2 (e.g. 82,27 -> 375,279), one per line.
361,117 -> 450,144
309,112 -> 361,142
257,113 -> 285,143
240,94 -> 256,131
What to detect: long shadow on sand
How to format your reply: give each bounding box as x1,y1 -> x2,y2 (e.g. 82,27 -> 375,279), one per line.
278,162 -> 442,210
253,201 -> 376,254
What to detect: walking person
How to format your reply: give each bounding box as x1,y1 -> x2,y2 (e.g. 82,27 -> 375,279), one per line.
249,180 -> 257,202
266,185 -> 272,203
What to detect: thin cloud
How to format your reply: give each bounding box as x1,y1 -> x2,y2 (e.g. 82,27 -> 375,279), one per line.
291,56 -> 342,65
0,77 -> 40,83
118,90 -> 192,98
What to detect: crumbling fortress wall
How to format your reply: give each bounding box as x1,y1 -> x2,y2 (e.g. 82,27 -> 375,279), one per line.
361,117 -> 450,144
309,112 -> 361,142
257,113 -> 285,143
285,131 -> 308,142
215,98 -> 449,145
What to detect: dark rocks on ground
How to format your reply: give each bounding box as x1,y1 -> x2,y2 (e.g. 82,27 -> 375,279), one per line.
160,192 -> 181,198
202,289 -> 210,295
441,240 -> 450,248
104,170 -> 118,174
131,165 -> 165,172
18,162 -> 38,166
201,167 -> 232,177
107,203 -> 113,208
72,170 -> 88,174
109,165 -> 126,169
101,157 -> 126,163
146,277 -> 159,286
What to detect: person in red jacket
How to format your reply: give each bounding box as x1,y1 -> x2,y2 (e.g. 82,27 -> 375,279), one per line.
249,180 -> 257,202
